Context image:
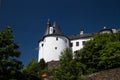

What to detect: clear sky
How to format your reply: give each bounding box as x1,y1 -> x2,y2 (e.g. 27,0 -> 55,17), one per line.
0,0 -> 120,66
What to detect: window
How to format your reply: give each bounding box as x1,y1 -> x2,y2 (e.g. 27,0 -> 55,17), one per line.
41,44 -> 44,47
82,41 -> 86,45
50,27 -> 53,34
70,43 -> 73,47
56,37 -> 58,40
55,47 -> 57,50
53,29 -> 55,34
76,42 -> 79,46
65,39 -> 67,43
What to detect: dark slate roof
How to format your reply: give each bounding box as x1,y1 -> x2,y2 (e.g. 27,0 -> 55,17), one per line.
52,22 -> 64,35
39,20 -> 66,41
44,20 -> 64,36
44,19 -> 51,36
69,33 -> 95,40
99,27 -> 113,33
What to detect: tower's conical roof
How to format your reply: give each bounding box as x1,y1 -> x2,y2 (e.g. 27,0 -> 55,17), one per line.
52,21 -> 63,35
44,20 -> 63,36
44,19 -> 51,36
39,19 -> 68,41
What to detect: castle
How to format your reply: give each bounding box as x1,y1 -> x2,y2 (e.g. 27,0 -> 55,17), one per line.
38,19 -> 118,62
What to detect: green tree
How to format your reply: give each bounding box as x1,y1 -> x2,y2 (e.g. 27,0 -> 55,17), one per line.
76,33 -> 120,74
0,27 -> 23,79
24,59 -> 39,75
39,58 -> 46,70
23,58 -> 47,80
53,48 -> 86,80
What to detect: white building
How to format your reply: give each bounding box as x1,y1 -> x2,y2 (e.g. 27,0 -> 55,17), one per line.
38,19 -> 118,62
38,19 -> 69,62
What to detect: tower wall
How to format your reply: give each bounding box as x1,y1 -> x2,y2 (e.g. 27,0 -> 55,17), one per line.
38,36 -> 69,62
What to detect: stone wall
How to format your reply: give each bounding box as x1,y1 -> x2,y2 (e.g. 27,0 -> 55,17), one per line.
87,68 -> 120,80
47,61 -> 120,80
47,60 -> 60,69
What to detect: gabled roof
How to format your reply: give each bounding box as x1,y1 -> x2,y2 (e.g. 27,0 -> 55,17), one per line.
69,33 -> 95,40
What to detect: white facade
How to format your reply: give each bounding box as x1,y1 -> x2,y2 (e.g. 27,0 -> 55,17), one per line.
38,36 -> 69,62
70,37 -> 92,53
38,20 -> 70,62
38,20 -> 117,62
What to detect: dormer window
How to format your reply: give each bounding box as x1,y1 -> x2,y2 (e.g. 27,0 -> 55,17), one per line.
49,27 -> 54,34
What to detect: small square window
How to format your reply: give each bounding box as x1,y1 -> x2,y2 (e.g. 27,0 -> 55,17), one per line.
65,39 -> 67,43
41,44 -> 44,47
53,30 -> 55,33
76,42 -> 79,46
70,43 -> 73,47
56,37 -> 58,40
82,41 -> 86,45
55,47 -> 57,50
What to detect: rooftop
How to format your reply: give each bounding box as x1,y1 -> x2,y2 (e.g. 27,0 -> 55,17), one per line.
69,33 -> 95,40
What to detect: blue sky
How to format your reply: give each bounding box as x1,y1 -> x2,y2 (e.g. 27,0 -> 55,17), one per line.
0,0 -> 120,66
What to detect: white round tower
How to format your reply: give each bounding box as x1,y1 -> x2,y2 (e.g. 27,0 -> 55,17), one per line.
38,19 -> 69,62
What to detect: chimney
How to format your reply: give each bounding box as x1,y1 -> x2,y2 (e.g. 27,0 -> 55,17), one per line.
103,26 -> 106,29
112,29 -> 117,33
80,29 -> 84,35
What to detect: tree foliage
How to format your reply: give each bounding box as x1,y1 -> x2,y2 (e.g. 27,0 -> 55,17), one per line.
0,27 -> 23,79
39,58 -> 46,70
75,32 -> 120,74
52,48 -> 86,80
23,58 -> 47,80
24,59 -> 39,75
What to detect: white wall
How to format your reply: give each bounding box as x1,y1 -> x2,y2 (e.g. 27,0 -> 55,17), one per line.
70,37 -> 92,53
38,36 -> 69,62
38,41 -> 44,62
